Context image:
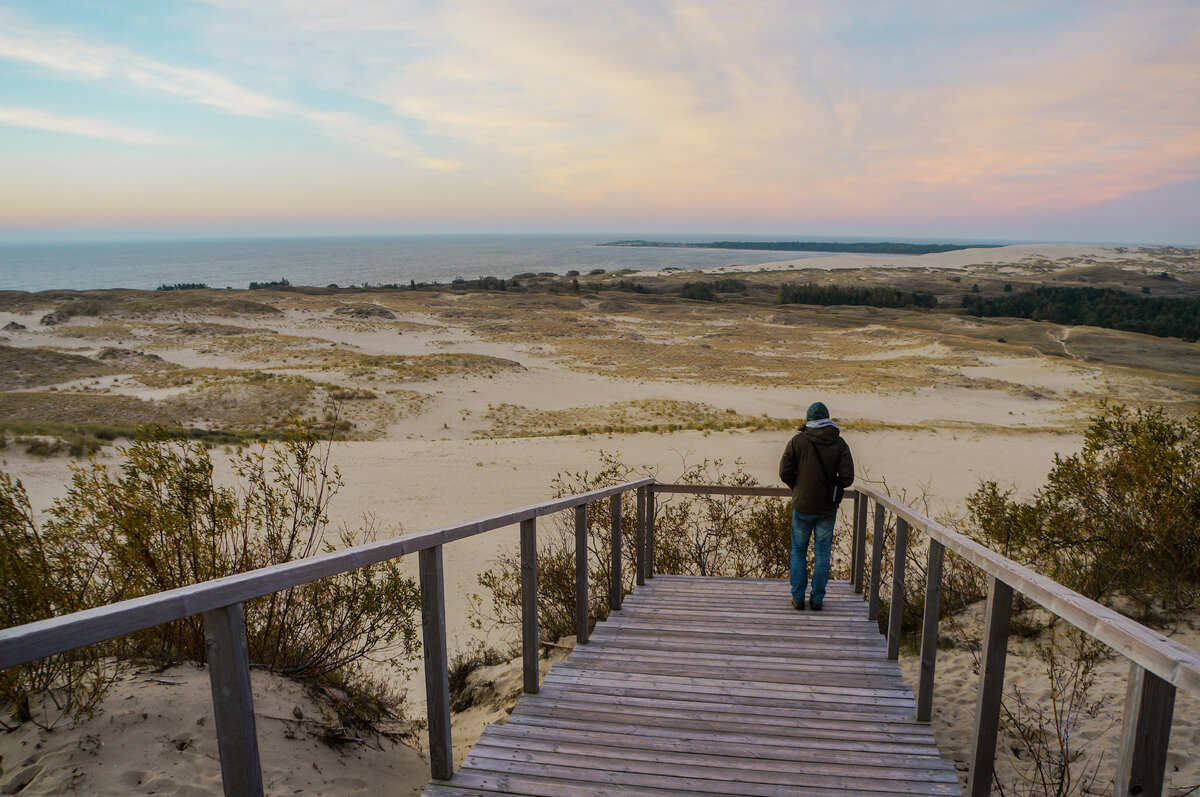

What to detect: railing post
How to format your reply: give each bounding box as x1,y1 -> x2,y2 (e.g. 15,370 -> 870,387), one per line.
635,486 -> 647,587
849,492 -> 861,591
886,517 -> 908,660
854,491 -> 868,595
419,545 -> 453,780
1115,663 -> 1176,797
575,504 -> 590,644
967,576 -> 1014,797
646,485 -> 656,579
520,517 -> 539,694
868,502 -> 885,621
609,493 -> 623,609
202,603 -> 264,797
916,539 -> 944,722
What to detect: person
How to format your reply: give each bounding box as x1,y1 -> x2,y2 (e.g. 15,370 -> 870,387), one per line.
778,401 -> 854,611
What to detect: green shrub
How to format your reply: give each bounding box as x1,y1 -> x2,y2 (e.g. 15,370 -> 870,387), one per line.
1,422 -> 421,731
679,282 -> 718,301
967,402 -> 1200,617
0,472 -> 113,729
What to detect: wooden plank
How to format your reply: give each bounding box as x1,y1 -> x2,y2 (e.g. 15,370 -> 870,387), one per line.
560,657 -> 907,689
570,644 -> 900,674
454,755 -> 963,797
609,493 -> 622,610
587,627 -> 887,654
202,603 -> 264,797
916,539 -> 944,723
482,721 -> 953,769
541,671 -> 917,708
577,633 -> 893,658
496,710 -> 945,763
464,744 -> 959,793
1115,663 -> 1176,797
419,546 -> 453,781
869,501 -> 885,621
0,477 -> 654,671
611,605 -> 883,628
573,643 -> 902,667
886,517 -> 909,661
966,576 -> 1013,797
520,518 -> 538,695
526,686 -> 931,730
574,504 -> 589,644
473,737 -> 955,784
596,617 -> 887,642
509,696 -> 931,741
444,768 -> 953,797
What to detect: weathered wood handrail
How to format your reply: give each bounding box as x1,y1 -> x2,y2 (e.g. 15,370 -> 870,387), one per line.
852,483 -> 1200,697
656,481 -> 1200,797
0,476 -> 654,796
0,478 -> 653,670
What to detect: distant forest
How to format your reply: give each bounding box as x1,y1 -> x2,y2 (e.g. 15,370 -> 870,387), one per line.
601,240 -> 1002,255
778,282 -> 938,309
963,286 -> 1200,342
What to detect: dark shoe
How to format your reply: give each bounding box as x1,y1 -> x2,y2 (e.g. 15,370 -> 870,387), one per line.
791,598 -> 805,611
809,600 -> 823,611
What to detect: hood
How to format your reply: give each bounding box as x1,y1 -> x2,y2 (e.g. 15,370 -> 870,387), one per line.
803,425 -> 842,445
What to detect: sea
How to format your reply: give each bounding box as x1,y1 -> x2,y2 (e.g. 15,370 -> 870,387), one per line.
0,233 -> 978,293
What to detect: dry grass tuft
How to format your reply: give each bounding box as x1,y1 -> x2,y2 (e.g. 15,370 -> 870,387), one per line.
479,399 -> 800,438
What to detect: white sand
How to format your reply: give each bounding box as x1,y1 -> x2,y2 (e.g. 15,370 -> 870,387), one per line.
0,665 -> 429,796
683,242 -> 1136,275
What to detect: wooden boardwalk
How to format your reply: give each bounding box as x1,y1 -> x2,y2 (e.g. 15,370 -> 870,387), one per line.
425,575 -> 960,796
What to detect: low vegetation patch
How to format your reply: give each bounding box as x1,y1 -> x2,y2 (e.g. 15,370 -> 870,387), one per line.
352,352 -> 523,381
0,423 -> 421,734
779,282 -> 938,309
479,399 -> 798,438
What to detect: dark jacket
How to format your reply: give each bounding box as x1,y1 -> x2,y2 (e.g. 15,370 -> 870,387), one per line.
779,425 -> 854,515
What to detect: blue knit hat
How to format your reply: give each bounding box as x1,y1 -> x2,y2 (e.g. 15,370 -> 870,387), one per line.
806,401 -> 830,422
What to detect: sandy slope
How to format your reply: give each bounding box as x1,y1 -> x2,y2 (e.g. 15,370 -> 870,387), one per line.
0,665 -> 429,796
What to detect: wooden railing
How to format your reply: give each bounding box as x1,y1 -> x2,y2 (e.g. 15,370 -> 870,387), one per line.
0,477 -> 654,797
4,477 -> 1198,797
656,482 -> 1200,797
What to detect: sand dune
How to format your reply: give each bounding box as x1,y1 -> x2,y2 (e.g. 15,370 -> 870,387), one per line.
1,251 -> 1197,794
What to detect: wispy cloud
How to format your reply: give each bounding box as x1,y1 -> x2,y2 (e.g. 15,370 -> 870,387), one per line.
2,0 -> 1198,238
0,19 -> 433,163
183,0 -> 1200,222
0,105 -> 171,146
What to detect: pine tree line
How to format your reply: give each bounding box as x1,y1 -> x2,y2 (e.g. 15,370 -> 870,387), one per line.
962,286 -> 1200,342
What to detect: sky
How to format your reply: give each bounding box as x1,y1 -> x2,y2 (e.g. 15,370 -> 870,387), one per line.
1,1 -> 1198,244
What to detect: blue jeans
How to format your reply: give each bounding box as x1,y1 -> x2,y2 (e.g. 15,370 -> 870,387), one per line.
791,510 -> 836,605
